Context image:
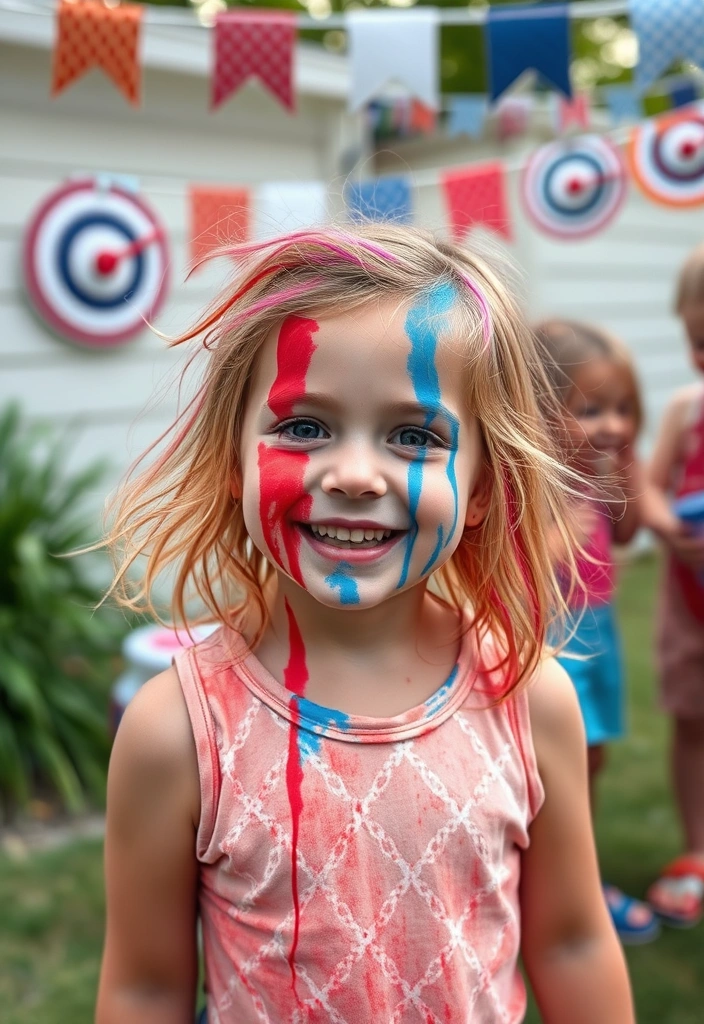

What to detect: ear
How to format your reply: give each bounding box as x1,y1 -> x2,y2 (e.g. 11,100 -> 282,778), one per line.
465,464 -> 492,528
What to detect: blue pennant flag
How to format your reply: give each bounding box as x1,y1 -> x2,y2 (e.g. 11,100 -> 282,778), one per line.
486,4 -> 572,101
630,0 -> 704,95
346,176 -> 413,223
602,84 -> 643,123
670,82 -> 699,109
447,95 -> 488,138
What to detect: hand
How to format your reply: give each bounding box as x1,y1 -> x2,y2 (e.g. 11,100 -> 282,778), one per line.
573,503 -> 600,548
662,521 -> 704,571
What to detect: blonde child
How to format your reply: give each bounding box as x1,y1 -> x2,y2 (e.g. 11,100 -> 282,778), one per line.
95,227 -> 633,1023
643,246 -> 704,928
534,319 -> 658,944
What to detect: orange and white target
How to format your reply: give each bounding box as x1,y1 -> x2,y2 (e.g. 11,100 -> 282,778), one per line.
628,106 -> 704,208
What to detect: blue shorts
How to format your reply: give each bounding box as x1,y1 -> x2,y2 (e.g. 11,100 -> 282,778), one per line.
556,602 -> 625,746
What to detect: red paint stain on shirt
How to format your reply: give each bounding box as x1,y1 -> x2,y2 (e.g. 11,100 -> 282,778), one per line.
283,598 -> 309,994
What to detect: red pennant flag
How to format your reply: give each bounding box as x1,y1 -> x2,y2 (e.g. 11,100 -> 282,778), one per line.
212,10 -> 296,112
52,0 -> 143,107
557,92 -> 590,133
441,162 -> 512,242
189,186 -> 250,266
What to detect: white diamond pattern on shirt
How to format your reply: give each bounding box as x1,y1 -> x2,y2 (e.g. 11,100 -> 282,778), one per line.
212,705 -> 520,1023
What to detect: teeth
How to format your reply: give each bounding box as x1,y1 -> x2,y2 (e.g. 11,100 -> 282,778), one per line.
309,523 -> 393,544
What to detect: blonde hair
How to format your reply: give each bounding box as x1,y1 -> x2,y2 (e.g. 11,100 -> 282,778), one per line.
675,243 -> 704,313
533,318 -> 643,436
105,225 -> 581,697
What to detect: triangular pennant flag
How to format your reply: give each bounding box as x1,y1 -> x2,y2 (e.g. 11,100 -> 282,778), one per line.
441,162 -> 512,242
346,177 -> 413,224
447,95 -> 488,139
486,4 -> 572,101
212,10 -> 296,112
347,9 -> 439,113
189,186 -> 250,266
630,0 -> 704,96
496,96 -> 533,141
556,92 -> 590,133
52,0 -> 143,106
253,182 -> 328,241
670,82 -> 699,109
409,100 -> 437,136
603,84 -> 642,123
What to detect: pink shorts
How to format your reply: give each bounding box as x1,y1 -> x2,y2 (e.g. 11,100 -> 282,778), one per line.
656,563 -> 704,719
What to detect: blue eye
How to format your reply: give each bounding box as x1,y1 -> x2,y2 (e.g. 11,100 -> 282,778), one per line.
279,419 -> 327,442
392,426 -> 436,448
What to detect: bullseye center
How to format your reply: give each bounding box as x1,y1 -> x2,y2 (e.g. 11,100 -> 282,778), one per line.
95,251 -> 118,275
567,177 -> 584,194
679,139 -> 698,159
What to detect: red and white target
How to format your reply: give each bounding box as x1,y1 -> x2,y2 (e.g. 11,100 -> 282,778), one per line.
628,105 -> 704,207
23,178 -> 170,348
521,135 -> 627,239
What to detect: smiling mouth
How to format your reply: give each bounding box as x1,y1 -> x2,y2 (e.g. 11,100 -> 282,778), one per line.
300,523 -> 403,549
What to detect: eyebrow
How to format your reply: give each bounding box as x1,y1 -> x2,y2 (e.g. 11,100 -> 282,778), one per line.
266,391 -> 459,423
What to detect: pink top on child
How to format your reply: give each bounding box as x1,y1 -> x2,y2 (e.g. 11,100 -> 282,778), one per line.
174,625 -> 544,1024
573,506 -> 614,607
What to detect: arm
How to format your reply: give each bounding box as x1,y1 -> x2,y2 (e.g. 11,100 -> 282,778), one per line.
609,451 -> 643,547
95,668 -> 201,1024
642,388 -> 704,570
521,659 -> 634,1024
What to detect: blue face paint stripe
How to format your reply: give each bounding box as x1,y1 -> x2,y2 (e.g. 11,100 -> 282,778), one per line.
400,282 -> 460,586
324,561 -> 360,605
421,524 -> 444,577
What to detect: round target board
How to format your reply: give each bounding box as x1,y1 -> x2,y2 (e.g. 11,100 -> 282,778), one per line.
628,106 -> 704,207
23,178 -> 170,348
521,135 -> 627,239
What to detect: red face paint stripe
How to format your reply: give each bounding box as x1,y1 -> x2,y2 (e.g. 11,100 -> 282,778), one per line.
267,315 -> 319,420
283,598 -> 309,995
257,445 -> 311,585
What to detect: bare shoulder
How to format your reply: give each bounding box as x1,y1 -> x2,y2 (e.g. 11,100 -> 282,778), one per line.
664,383 -> 703,429
526,656 -> 585,766
109,666 -> 200,828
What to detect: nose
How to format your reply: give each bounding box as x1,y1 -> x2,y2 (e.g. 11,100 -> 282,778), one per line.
320,442 -> 388,499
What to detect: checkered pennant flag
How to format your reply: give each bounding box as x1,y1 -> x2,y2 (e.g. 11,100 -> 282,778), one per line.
630,0 -> 704,95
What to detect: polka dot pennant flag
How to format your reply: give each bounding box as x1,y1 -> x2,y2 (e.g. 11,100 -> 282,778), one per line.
346,177 -> 413,224
188,185 -> 250,267
212,10 -> 297,113
441,162 -> 512,242
630,0 -> 704,97
51,0 -> 143,107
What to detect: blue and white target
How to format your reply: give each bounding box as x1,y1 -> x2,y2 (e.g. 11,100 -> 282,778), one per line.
23,179 -> 169,348
628,105 -> 704,207
521,136 -> 627,239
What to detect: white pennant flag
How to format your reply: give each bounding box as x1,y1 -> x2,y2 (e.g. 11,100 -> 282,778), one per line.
347,9 -> 439,113
253,182 -> 329,241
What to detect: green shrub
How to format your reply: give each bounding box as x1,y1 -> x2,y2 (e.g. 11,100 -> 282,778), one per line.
0,405 -> 126,819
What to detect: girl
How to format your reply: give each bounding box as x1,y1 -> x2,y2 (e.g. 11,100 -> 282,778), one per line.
643,245 -> 704,928
534,319 -> 658,945
96,226 -> 633,1024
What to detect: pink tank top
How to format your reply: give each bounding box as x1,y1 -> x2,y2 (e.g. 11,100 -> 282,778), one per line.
574,506 -> 614,607
672,388 -> 704,622
175,626 -> 544,1024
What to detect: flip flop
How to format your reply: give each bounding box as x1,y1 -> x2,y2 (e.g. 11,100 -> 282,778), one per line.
647,856 -> 704,928
603,884 -> 661,945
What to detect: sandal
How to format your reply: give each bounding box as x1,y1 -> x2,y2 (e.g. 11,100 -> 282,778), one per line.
603,884 -> 660,944
647,856 -> 704,928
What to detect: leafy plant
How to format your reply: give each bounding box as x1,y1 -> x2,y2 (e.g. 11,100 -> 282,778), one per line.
0,405 -> 126,820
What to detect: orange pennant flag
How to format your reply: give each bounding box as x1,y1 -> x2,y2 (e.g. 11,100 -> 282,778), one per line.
52,0 -> 144,107
189,186 -> 251,267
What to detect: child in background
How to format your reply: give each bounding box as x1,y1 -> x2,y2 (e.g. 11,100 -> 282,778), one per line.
534,319 -> 658,945
96,227 -> 633,1024
643,245 -> 704,928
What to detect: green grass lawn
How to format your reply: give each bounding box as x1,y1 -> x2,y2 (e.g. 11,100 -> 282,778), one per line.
1,555 -> 702,1023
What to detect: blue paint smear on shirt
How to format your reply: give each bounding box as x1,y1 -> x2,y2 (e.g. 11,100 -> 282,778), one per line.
295,697 -> 352,760
400,282 -> 461,586
424,663 -> 459,717
324,561 -> 360,605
